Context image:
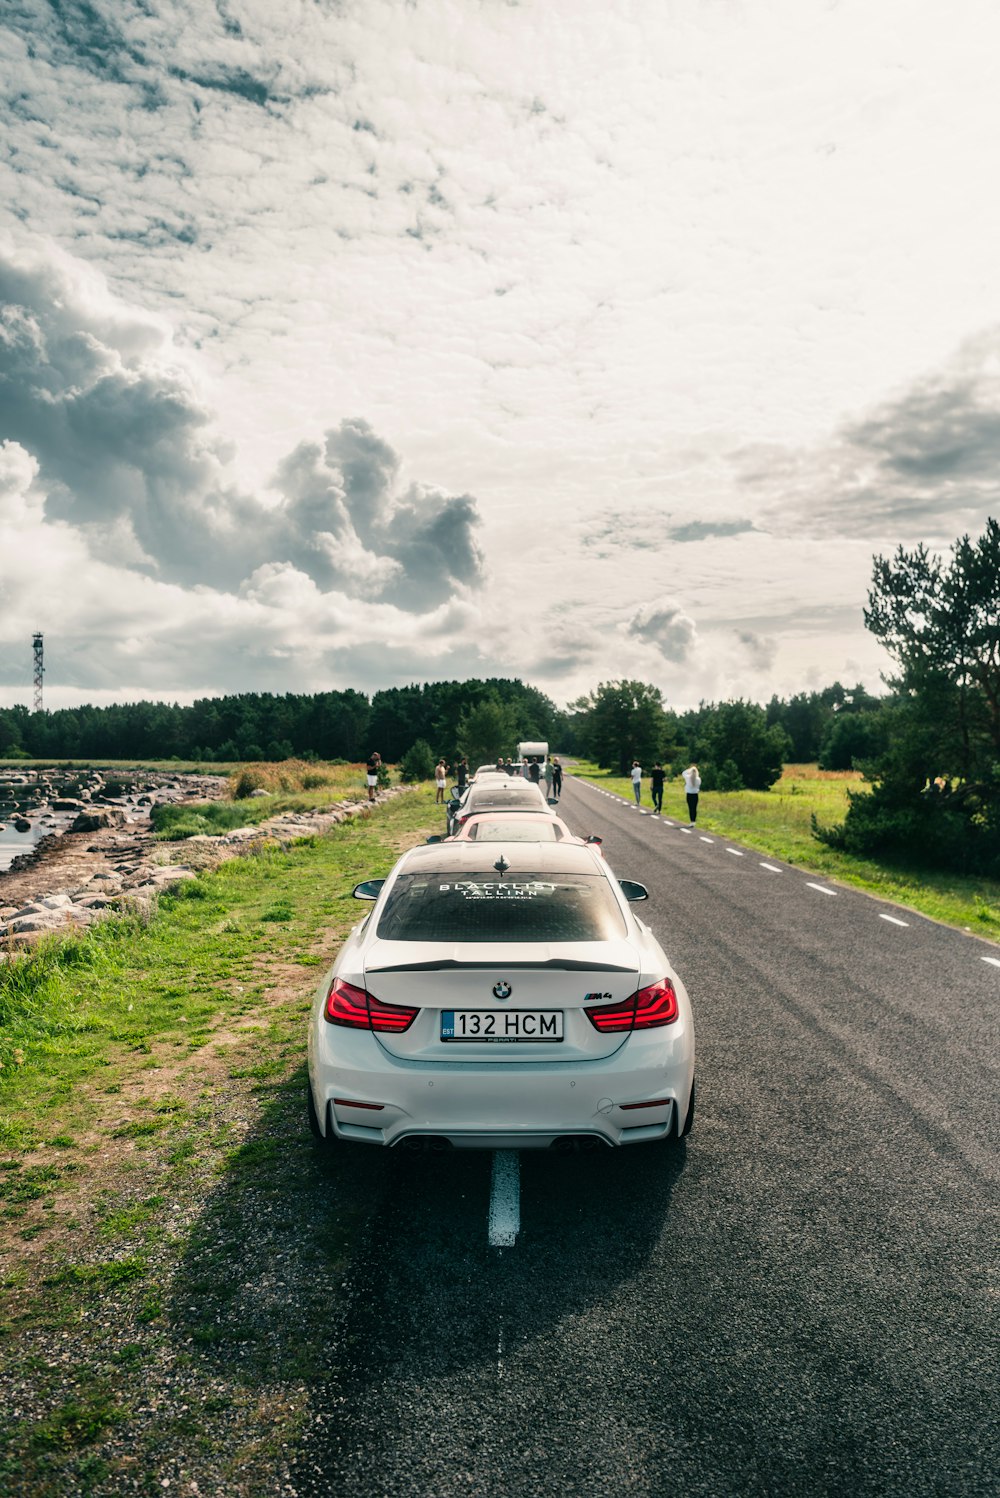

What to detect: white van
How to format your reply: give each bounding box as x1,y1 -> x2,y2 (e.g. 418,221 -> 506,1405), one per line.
517,740 -> 549,781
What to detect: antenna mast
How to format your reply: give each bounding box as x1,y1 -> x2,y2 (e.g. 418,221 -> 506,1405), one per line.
32,632 -> 44,713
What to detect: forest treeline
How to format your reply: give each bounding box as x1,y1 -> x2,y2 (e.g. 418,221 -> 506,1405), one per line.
2,519 -> 997,876
0,676 -> 879,778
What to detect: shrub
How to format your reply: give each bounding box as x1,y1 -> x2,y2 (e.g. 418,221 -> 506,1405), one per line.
400,739 -> 436,783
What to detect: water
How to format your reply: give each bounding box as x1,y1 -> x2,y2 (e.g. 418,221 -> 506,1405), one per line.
0,769 -> 145,873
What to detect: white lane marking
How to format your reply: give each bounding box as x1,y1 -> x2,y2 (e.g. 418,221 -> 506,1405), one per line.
760,862 -> 782,873
488,1150 -> 520,1247
663,819 -> 675,827
679,827 -> 692,835
726,848 -> 744,857
879,913 -> 909,927
982,956 -> 1000,969
699,836 -> 714,843
807,882 -> 836,896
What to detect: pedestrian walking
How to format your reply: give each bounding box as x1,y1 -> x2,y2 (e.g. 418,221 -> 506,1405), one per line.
630,760 -> 642,807
434,759 -> 447,804
650,762 -> 665,814
682,763 -> 701,824
551,757 -> 563,800
528,758 -> 541,787
366,751 -> 382,804
543,756 -> 554,801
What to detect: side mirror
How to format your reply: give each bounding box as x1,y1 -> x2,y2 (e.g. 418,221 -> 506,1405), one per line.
450,786 -> 461,799
352,879 -> 385,901
585,834 -> 603,845
425,834 -> 442,844
619,879 -> 648,902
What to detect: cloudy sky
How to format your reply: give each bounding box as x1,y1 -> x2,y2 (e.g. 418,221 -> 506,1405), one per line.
2,0 -> 1000,714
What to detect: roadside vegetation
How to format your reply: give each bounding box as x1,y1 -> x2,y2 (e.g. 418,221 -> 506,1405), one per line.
0,783 -> 444,1494
148,759 -> 387,841
570,760 -> 1000,939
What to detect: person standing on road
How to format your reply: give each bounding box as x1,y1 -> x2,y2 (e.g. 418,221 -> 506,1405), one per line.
366,751 -> 382,804
551,757 -> 563,800
682,763 -> 701,824
630,760 -> 643,807
434,759 -> 447,804
542,756 -> 554,801
528,758 -> 541,788
650,762 -> 665,814
456,758 -> 469,793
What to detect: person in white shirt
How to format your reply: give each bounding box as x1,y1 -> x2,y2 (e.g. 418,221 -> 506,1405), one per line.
630,760 -> 642,806
682,763 -> 701,824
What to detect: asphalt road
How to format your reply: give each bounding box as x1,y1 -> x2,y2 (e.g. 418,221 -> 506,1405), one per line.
290,776 -> 999,1497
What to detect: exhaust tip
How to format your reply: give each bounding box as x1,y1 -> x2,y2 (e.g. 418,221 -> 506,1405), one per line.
550,1135 -> 606,1153
395,1135 -> 453,1153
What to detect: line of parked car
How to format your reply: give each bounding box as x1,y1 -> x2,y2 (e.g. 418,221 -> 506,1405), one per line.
307,760 -> 696,1154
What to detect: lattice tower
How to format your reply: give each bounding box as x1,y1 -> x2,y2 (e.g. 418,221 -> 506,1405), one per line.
32,632 -> 43,713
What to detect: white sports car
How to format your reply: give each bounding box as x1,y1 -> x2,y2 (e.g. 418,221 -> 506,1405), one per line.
308,840 -> 695,1151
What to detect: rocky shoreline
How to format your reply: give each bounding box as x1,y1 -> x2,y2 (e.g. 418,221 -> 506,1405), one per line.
0,771 -> 403,950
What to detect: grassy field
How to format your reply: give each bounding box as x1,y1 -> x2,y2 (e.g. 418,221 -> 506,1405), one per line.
0,784 -> 442,1494
570,760 -> 1000,940
150,760 -> 388,839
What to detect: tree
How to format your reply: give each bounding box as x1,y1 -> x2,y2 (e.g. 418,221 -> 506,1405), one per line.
572,681 -> 674,773
698,700 -> 790,791
400,739 -> 436,783
815,520 -> 1000,874
865,519 -> 1000,772
456,698 -> 517,768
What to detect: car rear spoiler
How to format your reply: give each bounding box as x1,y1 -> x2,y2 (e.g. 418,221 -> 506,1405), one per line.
365,958 -> 638,973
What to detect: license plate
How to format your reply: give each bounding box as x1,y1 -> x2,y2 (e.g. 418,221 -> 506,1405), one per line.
441,1009 -> 564,1042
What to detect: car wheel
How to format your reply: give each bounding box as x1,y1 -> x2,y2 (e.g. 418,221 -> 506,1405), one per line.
307,1083 -> 335,1149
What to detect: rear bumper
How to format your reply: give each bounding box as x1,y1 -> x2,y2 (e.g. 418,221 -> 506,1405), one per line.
309,1022 -> 694,1149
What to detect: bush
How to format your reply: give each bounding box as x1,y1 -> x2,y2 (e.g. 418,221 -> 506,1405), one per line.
229,759 -> 341,799
697,701 -> 789,791
813,778 -> 1000,876
400,739 -> 436,783
715,759 -> 745,792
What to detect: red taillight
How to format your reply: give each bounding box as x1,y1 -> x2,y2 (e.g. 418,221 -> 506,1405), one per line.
324,978 -> 418,1033
585,978 -> 678,1033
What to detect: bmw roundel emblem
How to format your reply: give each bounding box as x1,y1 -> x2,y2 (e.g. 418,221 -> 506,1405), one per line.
492,980 -> 512,1000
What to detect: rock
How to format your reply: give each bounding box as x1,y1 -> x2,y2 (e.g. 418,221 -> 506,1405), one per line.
9,913 -> 63,933
13,817 -> 32,832
53,798 -> 86,811
71,809 -> 126,832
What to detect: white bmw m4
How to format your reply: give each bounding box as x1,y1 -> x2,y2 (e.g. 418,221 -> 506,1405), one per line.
307,840 -> 695,1152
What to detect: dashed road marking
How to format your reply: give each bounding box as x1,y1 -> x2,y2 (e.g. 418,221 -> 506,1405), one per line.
726,848 -> 744,857
700,836 -> 714,843
760,862 -> 782,873
982,956 -> 1000,969
679,827 -> 692,835
488,1150 -> 520,1247
807,882 -> 836,896
663,819 -> 675,827
879,914 -> 909,927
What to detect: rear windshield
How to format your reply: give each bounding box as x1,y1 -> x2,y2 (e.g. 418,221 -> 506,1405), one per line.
466,788 -> 543,811
467,821 -> 560,842
377,872 -> 627,942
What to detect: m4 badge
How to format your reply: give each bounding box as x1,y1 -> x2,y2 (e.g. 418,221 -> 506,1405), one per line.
584,991 -> 613,1002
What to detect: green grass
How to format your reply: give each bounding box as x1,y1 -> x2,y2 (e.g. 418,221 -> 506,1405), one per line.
150,762 -> 394,840
0,784 -> 442,1492
570,760 -> 1000,938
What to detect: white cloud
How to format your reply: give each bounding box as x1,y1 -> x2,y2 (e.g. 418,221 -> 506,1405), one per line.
4,3 -> 1000,710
